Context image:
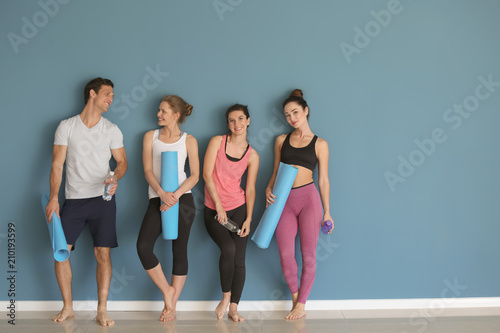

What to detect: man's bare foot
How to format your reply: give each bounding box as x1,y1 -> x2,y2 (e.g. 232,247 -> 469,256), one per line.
95,310 -> 115,326
228,304 -> 245,322
52,307 -> 74,322
216,297 -> 230,320
160,307 -> 177,321
285,303 -> 306,320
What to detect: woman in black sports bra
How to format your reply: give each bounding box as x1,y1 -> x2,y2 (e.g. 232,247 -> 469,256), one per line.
265,89 -> 333,320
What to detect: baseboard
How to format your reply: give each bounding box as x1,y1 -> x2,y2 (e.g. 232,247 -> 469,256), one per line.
9,297 -> 500,312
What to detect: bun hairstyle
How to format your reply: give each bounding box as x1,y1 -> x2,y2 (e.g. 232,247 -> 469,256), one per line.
282,88 -> 309,118
161,95 -> 193,124
186,103 -> 193,116
290,89 -> 303,98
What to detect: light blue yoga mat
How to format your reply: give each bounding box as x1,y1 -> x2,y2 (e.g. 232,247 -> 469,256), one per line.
252,163 -> 298,249
41,193 -> 70,262
161,151 -> 179,240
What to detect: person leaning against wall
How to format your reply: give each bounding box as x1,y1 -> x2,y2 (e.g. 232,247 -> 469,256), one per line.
203,104 -> 259,322
45,77 -> 128,326
265,89 -> 333,320
136,95 -> 199,321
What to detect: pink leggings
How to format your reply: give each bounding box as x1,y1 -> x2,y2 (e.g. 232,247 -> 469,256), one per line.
275,183 -> 323,304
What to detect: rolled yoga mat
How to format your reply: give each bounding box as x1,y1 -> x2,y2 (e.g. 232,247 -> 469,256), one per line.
161,151 -> 179,240
252,162 -> 298,249
41,193 -> 70,262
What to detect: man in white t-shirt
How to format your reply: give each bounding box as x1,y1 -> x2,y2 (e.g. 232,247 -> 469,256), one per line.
45,77 -> 128,326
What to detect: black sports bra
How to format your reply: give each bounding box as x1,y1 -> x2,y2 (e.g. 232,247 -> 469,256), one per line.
225,136 -> 249,162
280,133 -> 318,171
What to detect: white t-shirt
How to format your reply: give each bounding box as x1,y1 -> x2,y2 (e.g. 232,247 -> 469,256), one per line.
149,130 -> 190,199
54,115 -> 124,199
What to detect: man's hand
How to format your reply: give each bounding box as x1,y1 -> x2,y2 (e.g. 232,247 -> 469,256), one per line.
45,199 -> 60,223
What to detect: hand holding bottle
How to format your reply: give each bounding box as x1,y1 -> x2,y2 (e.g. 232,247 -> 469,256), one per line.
321,220 -> 333,235
215,204 -> 228,225
214,215 -> 241,234
102,171 -> 116,201
239,219 -> 251,237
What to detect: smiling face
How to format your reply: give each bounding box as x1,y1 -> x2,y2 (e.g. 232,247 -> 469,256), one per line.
91,85 -> 114,113
227,110 -> 250,135
157,101 -> 179,126
284,101 -> 309,128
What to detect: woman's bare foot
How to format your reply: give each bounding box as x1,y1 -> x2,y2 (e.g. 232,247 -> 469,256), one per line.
291,292 -> 299,311
95,309 -> 114,326
160,306 -> 177,321
216,293 -> 231,319
159,286 -> 176,321
52,307 -> 74,322
228,303 -> 244,322
166,275 -> 185,322
285,302 -> 306,320
163,286 -> 176,313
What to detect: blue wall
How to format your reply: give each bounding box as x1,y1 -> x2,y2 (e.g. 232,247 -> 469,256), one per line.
1,0 -> 500,302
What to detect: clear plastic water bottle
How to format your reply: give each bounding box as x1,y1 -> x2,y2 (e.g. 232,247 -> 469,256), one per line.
214,215 -> 241,234
102,171 -> 115,201
321,220 -> 333,234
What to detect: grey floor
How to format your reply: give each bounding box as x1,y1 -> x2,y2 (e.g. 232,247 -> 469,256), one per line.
3,308 -> 500,332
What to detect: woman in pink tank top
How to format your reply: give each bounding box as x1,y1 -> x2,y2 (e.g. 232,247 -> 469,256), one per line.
203,104 -> 259,322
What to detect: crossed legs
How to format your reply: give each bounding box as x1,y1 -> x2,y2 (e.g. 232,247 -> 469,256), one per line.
275,185 -> 322,320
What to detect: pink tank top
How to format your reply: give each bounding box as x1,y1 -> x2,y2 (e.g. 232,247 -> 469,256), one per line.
204,135 -> 252,211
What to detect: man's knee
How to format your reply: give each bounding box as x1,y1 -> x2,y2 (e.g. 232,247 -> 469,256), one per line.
94,247 -> 111,263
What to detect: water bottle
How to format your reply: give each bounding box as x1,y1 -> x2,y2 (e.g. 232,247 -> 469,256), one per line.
214,215 -> 241,234
321,220 -> 333,234
102,171 -> 115,201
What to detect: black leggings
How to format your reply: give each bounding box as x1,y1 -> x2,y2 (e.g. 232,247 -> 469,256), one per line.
204,204 -> 248,304
137,194 -> 195,275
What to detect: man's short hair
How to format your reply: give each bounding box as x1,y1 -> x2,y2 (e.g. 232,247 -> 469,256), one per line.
84,77 -> 114,104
